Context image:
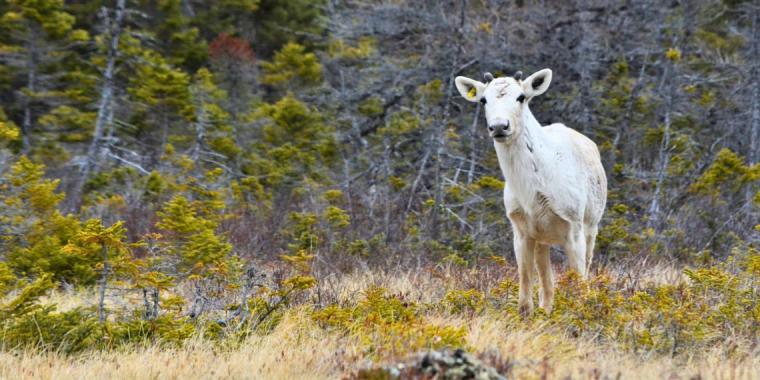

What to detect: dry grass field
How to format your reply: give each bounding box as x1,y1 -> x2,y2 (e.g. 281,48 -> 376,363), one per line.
2,262 -> 758,380
1,318 -> 757,380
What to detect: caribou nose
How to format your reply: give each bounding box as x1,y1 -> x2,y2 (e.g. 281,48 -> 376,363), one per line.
490,122 -> 510,133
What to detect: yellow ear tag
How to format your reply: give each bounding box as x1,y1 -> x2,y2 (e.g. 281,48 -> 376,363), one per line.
467,87 -> 477,99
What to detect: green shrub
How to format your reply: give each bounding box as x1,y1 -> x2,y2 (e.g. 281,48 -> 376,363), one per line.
541,247 -> 760,355
313,286 -> 467,358
107,313 -> 195,348
442,288 -> 485,314
2,306 -> 101,354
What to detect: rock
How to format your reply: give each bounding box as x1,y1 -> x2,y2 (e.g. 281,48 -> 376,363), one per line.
350,349 -> 508,380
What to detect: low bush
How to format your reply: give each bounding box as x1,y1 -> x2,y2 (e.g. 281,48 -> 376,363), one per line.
312,286 -> 467,358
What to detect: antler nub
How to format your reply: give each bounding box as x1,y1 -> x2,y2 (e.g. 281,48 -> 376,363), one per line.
514,71 -> 523,80
483,72 -> 494,82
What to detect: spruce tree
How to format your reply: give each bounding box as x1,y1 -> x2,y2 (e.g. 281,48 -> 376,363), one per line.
0,0 -> 89,153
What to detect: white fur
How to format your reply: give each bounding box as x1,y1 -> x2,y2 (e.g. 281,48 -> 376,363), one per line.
456,69 -> 607,314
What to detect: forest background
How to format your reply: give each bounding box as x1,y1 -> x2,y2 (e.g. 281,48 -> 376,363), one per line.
0,0 -> 758,379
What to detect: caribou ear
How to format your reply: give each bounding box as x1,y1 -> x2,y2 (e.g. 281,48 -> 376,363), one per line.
522,69 -> 552,98
455,76 -> 486,103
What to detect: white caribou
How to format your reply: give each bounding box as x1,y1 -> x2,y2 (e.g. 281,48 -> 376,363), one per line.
455,69 -> 607,314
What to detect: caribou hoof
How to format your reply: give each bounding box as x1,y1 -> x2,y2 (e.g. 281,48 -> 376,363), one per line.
518,303 -> 533,317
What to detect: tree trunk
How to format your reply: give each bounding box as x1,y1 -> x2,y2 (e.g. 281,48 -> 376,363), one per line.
21,39 -> 38,154
67,0 -> 126,214
647,60 -> 674,230
748,4 -> 759,204
158,110 -> 170,165
608,61 -> 647,174
576,3 -> 595,135
383,135 -> 392,241
461,102 -> 481,231
143,287 -> 160,320
151,287 -> 160,319
191,91 -> 208,162
98,245 -> 109,323
430,0 -> 468,240
181,0 -> 195,17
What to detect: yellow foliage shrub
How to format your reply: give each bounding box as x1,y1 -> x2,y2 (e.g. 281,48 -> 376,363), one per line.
312,286 -> 467,358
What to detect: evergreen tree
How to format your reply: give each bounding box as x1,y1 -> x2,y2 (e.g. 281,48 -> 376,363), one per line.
62,219 -> 132,321
126,40 -> 192,166
260,42 -> 322,89
134,0 -> 207,70
252,0 -> 325,56
245,94 -> 336,194
0,157 -> 91,284
188,0 -> 260,39
207,32 -> 257,118
0,0 -> 89,153
0,106 -> 20,148
188,68 -> 238,163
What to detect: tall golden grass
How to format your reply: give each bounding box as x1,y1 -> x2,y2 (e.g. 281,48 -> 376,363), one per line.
1,264 -> 758,380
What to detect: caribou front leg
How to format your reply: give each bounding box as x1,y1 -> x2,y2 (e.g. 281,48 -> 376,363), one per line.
513,231 -> 536,315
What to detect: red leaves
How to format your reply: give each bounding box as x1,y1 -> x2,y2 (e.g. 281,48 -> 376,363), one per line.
208,33 -> 255,63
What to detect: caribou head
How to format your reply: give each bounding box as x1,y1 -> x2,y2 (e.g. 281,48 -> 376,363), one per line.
455,69 -> 552,143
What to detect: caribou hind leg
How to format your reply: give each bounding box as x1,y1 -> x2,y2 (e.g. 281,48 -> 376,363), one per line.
584,225 -> 598,276
563,225 -> 588,279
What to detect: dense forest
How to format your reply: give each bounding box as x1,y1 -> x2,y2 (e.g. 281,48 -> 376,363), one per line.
0,0 -> 758,378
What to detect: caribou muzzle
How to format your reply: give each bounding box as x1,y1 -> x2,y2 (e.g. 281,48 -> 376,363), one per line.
488,121 -> 511,141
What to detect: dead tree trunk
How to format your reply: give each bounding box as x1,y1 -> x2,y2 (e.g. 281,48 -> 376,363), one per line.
382,134 -> 392,240
576,4 -> 596,135
608,61 -> 647,173
190,89 -> 209,162
143,287 -> 160,320
460,102 -> 481,230
98,245 -> 109,322
68,0 -> 126,213
647,58 -> 675,230
748,4 -> 759,204
20,38 -> 38,154
430,0 -> 469,240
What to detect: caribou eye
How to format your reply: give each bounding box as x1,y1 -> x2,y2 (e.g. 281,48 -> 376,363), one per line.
516,94 -> 525,103
480,97 -> 487,105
